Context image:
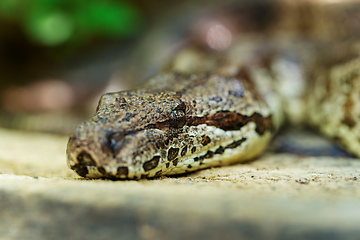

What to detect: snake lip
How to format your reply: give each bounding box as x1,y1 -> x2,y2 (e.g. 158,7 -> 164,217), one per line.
104,131 -> 126,156
66,136 -> 102,178
67,149 -> 98,178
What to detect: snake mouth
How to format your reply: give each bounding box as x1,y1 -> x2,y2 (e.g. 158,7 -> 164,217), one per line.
66,135 -> 102,178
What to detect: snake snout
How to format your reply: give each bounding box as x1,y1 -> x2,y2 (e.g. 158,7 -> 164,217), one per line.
66,136 -> 101,178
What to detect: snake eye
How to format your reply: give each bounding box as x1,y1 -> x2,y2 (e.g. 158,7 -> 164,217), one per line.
169,109 -> 186,128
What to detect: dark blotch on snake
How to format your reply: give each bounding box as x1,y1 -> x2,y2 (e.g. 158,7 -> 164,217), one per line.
194,151 -> 213,162
194,149 -> 219,163
77,151 -> 96,166
156,140 -> 165,149
226,138 -> 247,149
119,103 -> 127,110
155,170 -> 163,177
70,164 -> 88,177
143,156 -> 160,171
201,135 -> 211,146
166,162 -> 170,168
191,147 -> 196,153
98,167 -> 106,175
187,165 -> 192,169
141,174 -> 149,179
117,167 -> 129,176
215,146 -> 225,154
173,158 -> 179,166
181,146 -> 188,157
252,113 -> 272,135
73,151 -> 96,177
187,111 -> 272,136
204,151 -> 214,159
168,147 -> 179,161
342,115 -> 356,128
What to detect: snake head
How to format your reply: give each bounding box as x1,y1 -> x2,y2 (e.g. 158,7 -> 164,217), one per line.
67,73 -> 273,179
66,89 -> 196,179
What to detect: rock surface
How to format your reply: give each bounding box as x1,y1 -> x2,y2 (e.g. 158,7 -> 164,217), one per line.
1,127 -> 360,240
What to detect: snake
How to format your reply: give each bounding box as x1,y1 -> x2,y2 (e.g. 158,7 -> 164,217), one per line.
66,0 -> 360,179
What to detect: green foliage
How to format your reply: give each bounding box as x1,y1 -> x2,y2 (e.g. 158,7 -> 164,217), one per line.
0,0 -> 143,46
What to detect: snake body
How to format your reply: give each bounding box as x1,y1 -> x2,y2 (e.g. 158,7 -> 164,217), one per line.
66,1 -> 360,179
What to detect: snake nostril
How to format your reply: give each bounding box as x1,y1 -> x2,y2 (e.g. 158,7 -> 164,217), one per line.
105,131 -> 125,155
76,151 -> 96,166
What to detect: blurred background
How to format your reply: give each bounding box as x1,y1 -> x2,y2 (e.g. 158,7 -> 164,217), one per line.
0,0 -> 144,104
0,0 -> 147,133
0,0 -> 243,134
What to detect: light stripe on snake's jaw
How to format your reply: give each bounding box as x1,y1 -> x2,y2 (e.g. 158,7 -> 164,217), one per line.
66,73 -> 273,179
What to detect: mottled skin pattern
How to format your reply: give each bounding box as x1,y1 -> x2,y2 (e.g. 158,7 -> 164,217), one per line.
67,73 -> 273,179
67,1 -> 360,179
306,43 -> 360,157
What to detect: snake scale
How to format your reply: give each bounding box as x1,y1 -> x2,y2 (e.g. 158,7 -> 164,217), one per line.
66,0 -> 360,179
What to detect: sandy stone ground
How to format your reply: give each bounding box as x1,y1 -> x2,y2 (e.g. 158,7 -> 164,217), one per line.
1,127 -> 360,240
